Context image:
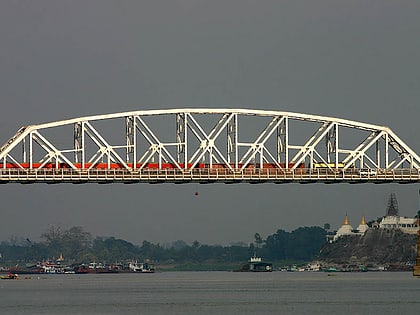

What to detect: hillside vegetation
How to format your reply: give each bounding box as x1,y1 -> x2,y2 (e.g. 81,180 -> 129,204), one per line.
318,229 -> 417,267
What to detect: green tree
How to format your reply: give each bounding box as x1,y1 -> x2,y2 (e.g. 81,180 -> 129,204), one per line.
92,237 -> 140,261
263,227 -> 326,261
41,226 -> 92,260
254,233 -> 264,257
264,229 -> 288,260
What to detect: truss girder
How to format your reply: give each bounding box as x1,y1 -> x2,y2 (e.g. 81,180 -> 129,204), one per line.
239,116 -> 285,169
0,109 -> 419,184
135,116 -> 182,169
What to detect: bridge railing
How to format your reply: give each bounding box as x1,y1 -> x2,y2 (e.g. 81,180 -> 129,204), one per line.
0,168 -> 419,183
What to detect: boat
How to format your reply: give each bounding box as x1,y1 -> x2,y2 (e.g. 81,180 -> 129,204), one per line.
0,273 -> 19,280
128,261 -> 155,273
75,262 -> 118,274
236,256 -> 273,272
8,267 -> 44,275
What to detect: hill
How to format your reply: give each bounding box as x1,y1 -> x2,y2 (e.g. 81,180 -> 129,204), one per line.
317,229 -> 417,270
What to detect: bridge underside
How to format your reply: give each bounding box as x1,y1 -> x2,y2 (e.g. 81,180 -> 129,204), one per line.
1,108 -> 419,184
0,168 -> 418,184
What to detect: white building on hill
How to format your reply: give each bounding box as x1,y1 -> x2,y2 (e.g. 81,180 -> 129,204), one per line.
378,193 -> 418,234
332,193 -> 419,241
357,216 -> 369,234
333,214 -> 369,242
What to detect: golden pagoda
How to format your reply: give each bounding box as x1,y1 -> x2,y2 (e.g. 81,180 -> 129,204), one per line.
344,214 -> 350,225
357,215 -> 369,234
333,213 -> 353,241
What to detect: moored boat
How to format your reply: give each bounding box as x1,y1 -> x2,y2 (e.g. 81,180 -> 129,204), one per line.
0,273 -> 19,280
236,256 -> 273,272
128,261 -> 155,273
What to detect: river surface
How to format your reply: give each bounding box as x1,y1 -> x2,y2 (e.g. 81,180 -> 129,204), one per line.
0,271 -> 419,314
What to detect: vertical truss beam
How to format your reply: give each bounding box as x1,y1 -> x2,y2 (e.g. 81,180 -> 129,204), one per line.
227,113 -> 238,167
176,113 -> 188,167
74,122 -> 85,165
277,117 -> 289,167
126,116 -> 136,167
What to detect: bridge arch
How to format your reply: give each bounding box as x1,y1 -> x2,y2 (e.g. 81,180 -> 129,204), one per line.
0,108 -> 419,183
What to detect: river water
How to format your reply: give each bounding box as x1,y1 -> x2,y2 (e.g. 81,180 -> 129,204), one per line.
1,271 -> 419,314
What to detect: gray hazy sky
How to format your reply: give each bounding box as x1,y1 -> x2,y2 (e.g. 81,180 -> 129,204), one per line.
0,1 -> 419,245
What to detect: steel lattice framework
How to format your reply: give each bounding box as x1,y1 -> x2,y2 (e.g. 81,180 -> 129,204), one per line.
0,108 -> 419,184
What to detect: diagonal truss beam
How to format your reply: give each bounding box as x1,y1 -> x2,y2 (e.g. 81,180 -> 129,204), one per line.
289,122 -> 335,169
238,116 -> 285,169
186,113 -> 235,170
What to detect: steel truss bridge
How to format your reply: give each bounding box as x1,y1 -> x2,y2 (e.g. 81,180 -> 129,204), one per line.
0,109 -> 419,184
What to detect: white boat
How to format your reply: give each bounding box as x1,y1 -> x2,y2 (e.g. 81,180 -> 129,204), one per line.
128,261 -> 155,273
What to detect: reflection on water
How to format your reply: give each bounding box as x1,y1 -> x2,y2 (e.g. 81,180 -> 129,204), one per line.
1,272 -> 419,314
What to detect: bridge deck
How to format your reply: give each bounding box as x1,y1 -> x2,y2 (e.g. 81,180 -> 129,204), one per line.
1,168 -> 418,184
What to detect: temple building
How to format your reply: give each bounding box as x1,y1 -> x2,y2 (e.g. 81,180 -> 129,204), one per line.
332,193 -> 418,242
356,216 -> 369,234
378,193 -> 418,234
333,214 -> 368,242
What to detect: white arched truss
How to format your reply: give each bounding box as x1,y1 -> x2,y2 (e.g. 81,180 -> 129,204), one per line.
0,108 -> 419,183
